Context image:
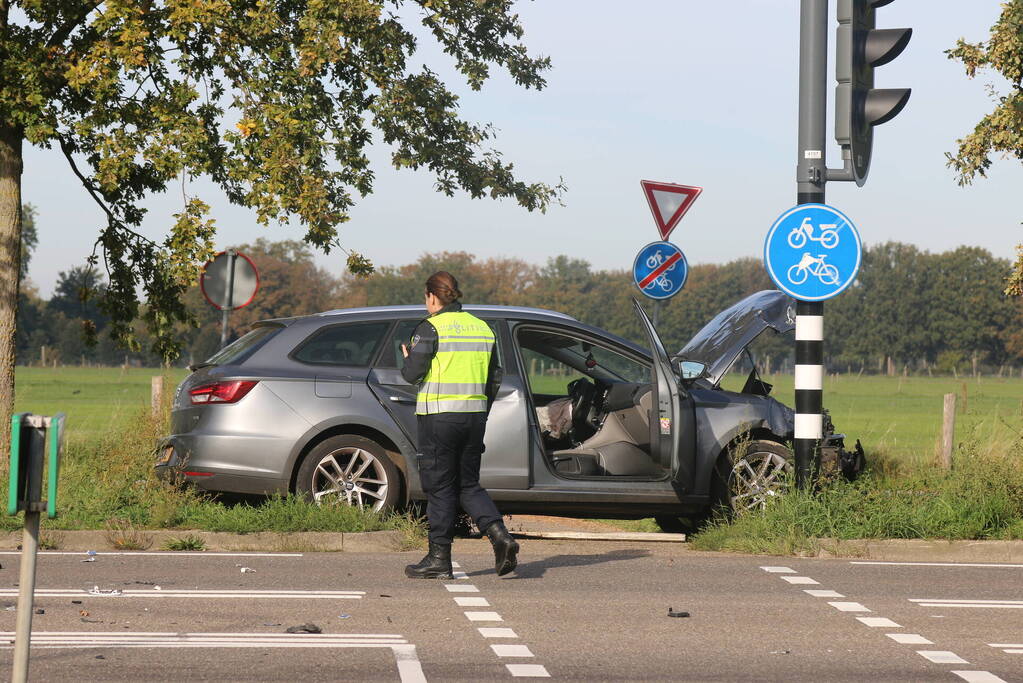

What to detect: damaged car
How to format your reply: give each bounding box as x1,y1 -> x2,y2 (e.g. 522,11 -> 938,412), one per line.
157,290 -> 860,529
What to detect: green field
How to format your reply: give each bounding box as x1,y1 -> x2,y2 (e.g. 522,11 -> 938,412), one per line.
14,366 -> 1023,463
14,366 -> 190,442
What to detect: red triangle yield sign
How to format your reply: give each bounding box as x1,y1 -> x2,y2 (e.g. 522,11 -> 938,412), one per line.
640,180 -> 703,241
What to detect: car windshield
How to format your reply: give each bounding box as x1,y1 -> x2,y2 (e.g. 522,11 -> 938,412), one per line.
204,324 -> 282,366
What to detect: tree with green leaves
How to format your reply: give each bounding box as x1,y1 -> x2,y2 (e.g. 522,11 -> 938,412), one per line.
946,1 -> 1023,295
0,0 -> 562,454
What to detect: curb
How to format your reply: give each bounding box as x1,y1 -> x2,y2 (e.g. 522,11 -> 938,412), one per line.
0,530 -> 405,553
815,538 -> 1023,563
511,530 -> 686,543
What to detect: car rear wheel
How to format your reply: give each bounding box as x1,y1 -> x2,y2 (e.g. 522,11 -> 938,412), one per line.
296,435 -> 400,512
727,440 -> 793,513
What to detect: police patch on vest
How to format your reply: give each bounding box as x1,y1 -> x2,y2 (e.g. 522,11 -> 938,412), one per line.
409,334 -> 421,350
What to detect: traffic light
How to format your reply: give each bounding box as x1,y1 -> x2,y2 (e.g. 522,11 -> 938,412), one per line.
835,0 -> 911,186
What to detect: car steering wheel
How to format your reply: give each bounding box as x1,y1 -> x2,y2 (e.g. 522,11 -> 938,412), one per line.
567,377 -> 596,441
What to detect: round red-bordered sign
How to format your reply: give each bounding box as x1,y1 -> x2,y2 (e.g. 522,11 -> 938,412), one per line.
200,250 -> 260,311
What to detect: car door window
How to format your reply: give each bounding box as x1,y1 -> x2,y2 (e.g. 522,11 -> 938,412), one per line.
517,328 -> 647,396
291,321 -> 389,366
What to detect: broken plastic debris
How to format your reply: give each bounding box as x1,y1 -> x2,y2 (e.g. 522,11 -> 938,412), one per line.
262,622 -> 282,627
71,600 -> 82,605
770,650 -> 791,655
284,623 -> 322,634
80,617 -> 101,624
153,586 -> 161,591
338,614 -> 351,620
81,550 -> 97,562
89,586 -> 123,596
34,608 -> 44,615
95,655 -> 105,660
240,567 -> 256,574
667,607 -> 690,618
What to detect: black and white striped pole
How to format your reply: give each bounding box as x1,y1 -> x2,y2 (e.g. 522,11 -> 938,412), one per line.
793,0 -> 828,489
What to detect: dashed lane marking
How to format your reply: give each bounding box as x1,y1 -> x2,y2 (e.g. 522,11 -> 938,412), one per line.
911,599 -> 1023,610
444,584 -> 479,593
828,601 -> 870,612
454,597 -> 490,607
951,673 -> 1008,683
887,634 -> 933,645
506,663 -> 550,678
856,617 -> 900,628
478,628 -> 517,639
781,576 -> 820,585
760,566 -> 796,573
851,561 -> 1023,569
989,643 -> 1023,654
804,590 -> 844,598
0,589 -> 363,600
452,571 -> 470,580
491,644 -> 534,658
464,611 -> 503,622
918,651 -> 970,664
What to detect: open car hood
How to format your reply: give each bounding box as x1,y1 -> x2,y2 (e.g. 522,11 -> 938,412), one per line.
676,290 -> 796,386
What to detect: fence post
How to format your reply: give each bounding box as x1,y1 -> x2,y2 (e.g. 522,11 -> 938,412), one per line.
940,393 -> 956,470
151,376 -> 164,416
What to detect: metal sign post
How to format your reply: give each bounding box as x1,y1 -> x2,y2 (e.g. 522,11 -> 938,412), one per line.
8,412 -> 64,683
200,250 -> 260,350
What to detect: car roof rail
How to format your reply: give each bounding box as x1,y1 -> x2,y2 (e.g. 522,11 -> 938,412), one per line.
313,304 -> 578,321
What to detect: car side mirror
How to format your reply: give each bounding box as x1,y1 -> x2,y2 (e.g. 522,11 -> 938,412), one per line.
677,360 -> 707,382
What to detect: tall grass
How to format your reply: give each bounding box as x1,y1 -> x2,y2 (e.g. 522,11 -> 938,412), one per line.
692,436 -> 1023,554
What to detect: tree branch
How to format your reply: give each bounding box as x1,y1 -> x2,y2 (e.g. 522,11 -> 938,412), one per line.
47,2 -> 103,49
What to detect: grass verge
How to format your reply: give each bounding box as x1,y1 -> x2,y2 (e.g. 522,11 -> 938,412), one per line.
692,438 -> 1023,555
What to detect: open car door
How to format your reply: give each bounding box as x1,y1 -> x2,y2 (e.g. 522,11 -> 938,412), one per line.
632,299 -> 696,491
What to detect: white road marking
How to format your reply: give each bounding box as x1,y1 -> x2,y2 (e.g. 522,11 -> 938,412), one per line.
506,663 -> 550,677
852,561 -> 1023,569
452,571 -> 469,580
911,599 -> 1023,609
804,590 -> 845,598
856,617 -> 900,628
392,644 -> 428,683
1003,650 -> 1023,654
0,589 -> 363,599
464,611 -> 502,622
454,597 -> 490,607
917,651 -> 969,664
887,633 -> 932,645
478,628 -> 518,639
989,643 -> 1023,654
0,551 -> 303,557
989,644 -> 1023,648
828,602 -> 870,612
761,566 -> 796,573
491,644 -> 534,657
781,576 -> 819,585
451,562 -> 461,568
443,584 -> 479,593
951,673 -> 1008,683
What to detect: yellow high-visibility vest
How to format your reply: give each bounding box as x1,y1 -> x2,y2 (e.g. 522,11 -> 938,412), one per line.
416,311 -> 494,415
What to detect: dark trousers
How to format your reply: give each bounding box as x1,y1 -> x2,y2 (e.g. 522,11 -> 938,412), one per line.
417,412 -> 502,546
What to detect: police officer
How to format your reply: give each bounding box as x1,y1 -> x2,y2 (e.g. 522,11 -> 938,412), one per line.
401,271 -> 519,579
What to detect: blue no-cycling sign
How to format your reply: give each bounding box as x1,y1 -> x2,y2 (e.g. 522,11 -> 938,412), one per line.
633,241 -> 688,300
763,203 -> 862,302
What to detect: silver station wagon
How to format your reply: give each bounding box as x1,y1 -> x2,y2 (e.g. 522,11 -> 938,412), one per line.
157,291 -> 860,529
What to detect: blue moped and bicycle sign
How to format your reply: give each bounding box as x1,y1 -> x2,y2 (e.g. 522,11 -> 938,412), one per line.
763,203 -> 862,302
633,241 -> 688,300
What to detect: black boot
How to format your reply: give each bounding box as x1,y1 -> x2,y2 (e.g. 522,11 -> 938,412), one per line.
404,541 -> 453,579
484,521 -> 519,576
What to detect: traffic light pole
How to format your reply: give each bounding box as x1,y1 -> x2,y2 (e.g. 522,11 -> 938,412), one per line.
794,0 -> 829,490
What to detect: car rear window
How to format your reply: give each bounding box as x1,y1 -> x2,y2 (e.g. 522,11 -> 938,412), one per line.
205,325 -> 282,366
292,321 -> 389,366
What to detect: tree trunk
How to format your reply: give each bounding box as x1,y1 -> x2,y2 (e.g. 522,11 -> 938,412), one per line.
0,125 -> 23,469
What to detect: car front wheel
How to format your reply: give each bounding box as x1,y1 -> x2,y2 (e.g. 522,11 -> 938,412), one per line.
296,435 -> 400,512
728,439 -> 793,513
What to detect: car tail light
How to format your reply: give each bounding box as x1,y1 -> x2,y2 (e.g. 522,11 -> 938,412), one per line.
189,380 -> 258,405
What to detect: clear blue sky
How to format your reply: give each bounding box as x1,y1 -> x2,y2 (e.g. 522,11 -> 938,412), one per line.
22,1 -> 1021,297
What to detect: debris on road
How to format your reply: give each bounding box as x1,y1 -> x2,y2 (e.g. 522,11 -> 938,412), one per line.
88,586 -> 123,596
34,608 -> 44,615
81,550 -> 97,563
770,650 -> 791,655
71,600 -> 82,605
379,594 -> 392,598
79,610 -> 89,617
80,617 -> 101,624
240,567 -> 256,574
262,622 -> 282,627
338,614 -> 351,620
95,655 -> 105,660
667,607 -> 690,618
285,623 -> 322,634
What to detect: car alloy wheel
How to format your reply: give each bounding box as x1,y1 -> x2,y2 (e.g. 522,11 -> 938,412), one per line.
728,440 -> 794,513
297,435 -> 400,512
